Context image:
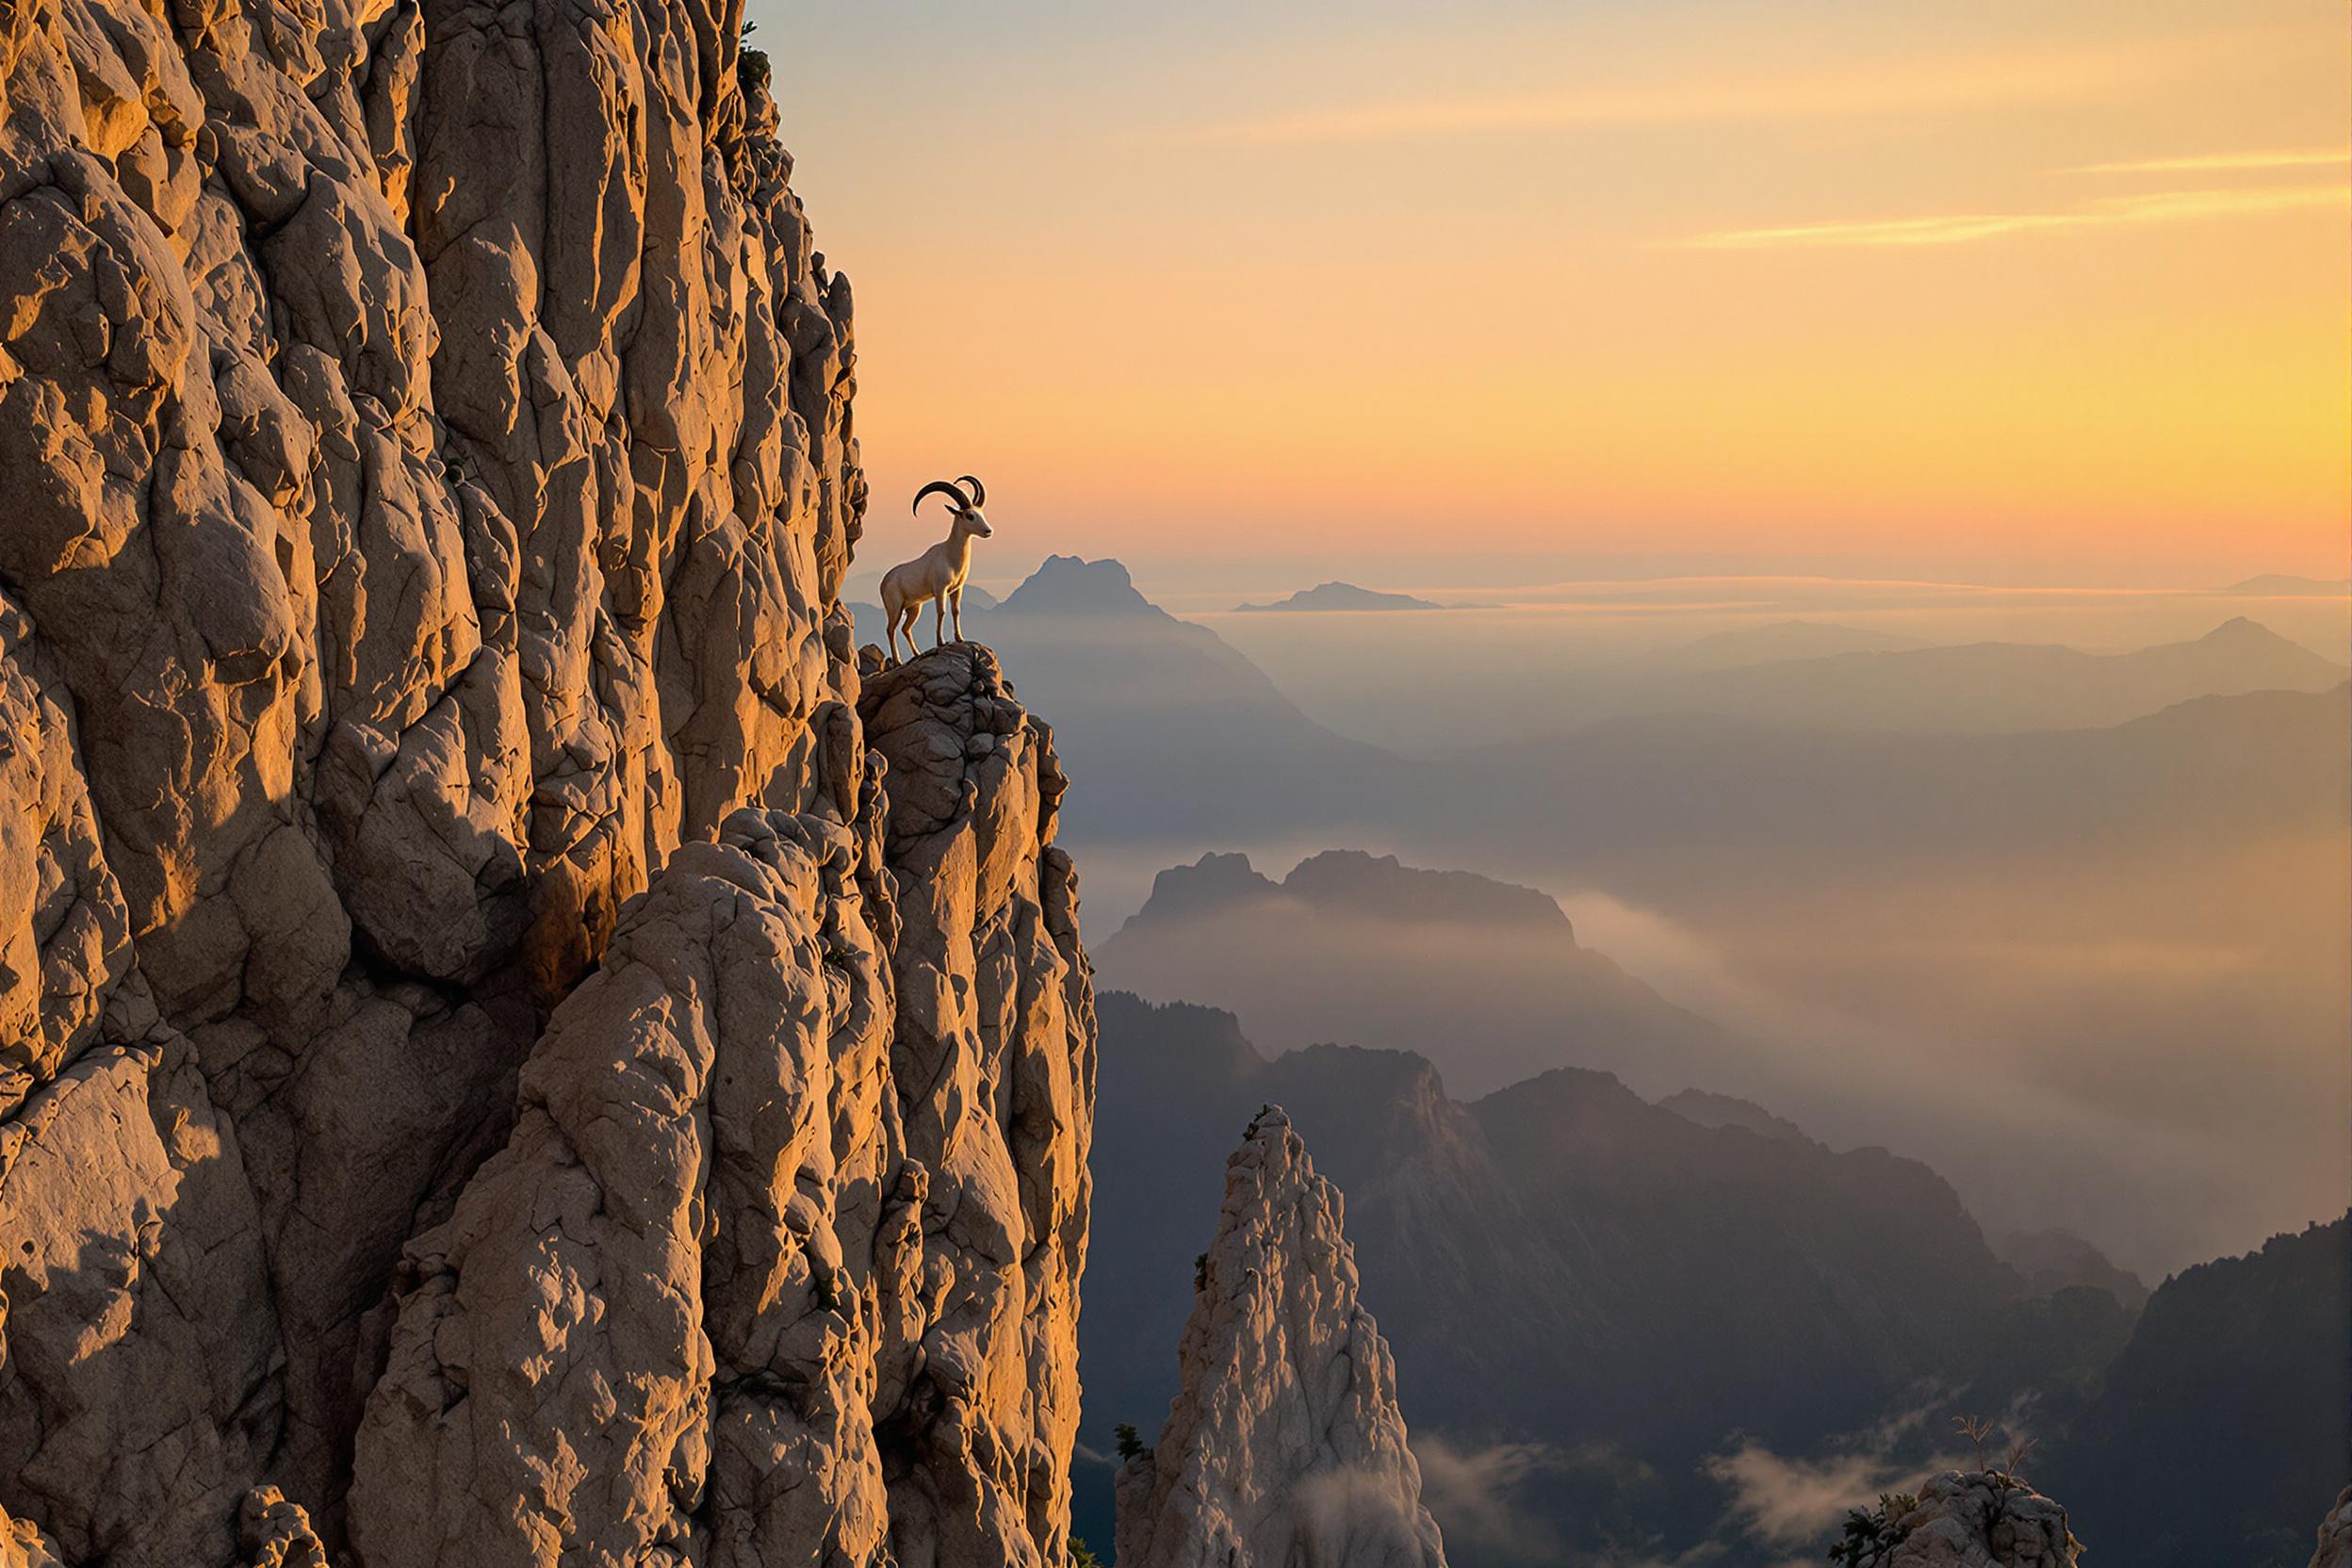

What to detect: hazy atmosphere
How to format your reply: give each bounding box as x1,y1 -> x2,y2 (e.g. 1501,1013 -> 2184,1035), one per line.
766,0 -> 2351,1289
1,3 -> 2342,1568
772,7 -> 2351,1559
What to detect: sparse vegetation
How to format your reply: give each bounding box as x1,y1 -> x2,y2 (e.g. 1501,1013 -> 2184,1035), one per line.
1114,1421 -> 1152,1462
737,22 -> 769,93
1992,1434 -> 2041,1492
1827,1491 -> 1919,1566
1069,1539 -> 1101,1568
1952,1413 -> 1996,1467
1951,1414 -> 2039,1490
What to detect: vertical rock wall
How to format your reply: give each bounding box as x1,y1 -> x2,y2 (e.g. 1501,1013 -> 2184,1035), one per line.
0,1 -> 1093,1562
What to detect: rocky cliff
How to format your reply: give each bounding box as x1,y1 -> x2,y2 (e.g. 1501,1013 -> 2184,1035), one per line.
1832,1473 -> 2081,1568
0,3 -> 1094,1563
2311,1487 -> 2352,1568
1114,1108 -> 1446,1568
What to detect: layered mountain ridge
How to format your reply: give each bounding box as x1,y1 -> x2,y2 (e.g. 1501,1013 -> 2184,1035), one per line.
1080,991 -> 2079,1560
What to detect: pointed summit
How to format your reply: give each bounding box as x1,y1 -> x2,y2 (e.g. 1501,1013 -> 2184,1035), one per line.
1116,1108 -> 1448,1568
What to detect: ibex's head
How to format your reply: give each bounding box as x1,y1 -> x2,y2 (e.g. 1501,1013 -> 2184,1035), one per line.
914,475 -> 993,537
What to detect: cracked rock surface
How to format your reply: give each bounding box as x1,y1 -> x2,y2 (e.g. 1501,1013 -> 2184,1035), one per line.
1115,1107 -> 1447,1568
1856,1474 -> 2082,1568
2312,1487 -> 2352,1568
0,0 -> 1093,1559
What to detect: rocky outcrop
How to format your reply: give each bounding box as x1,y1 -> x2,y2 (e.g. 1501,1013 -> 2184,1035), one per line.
1838,1472 -> 2080,1568
0,1 -> 1095,1561
1115,1108 -> 1446,1568
0,1502 -> 62,1568
2311,1487 -> 2352,1568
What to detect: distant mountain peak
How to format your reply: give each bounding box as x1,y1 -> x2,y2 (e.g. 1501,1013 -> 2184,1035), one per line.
1121,848 -> 1575,938
1234,580 -> 1446,612
1281,850 -> 1573,931
1658,1087 -> 1813,1145
2222,573 -> 2352,596
2197,614 -> 2286,644
999,554 -> 1159,616
1132,852 -> 1281,923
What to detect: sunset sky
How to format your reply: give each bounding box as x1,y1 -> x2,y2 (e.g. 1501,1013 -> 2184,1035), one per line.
758,0 -> 2351,590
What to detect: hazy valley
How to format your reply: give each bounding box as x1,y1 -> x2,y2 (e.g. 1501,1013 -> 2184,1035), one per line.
863,555 -> 2350,1279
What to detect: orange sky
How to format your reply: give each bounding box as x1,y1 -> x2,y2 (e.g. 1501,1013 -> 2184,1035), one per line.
759,1 -> 2351,587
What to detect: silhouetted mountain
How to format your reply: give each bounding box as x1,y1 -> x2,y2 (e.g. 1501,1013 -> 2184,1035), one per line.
1666,619 -> 1924,668
1614,617 -> 2347,735
1080,991 -> 2061,1566
998,553 -> 1166,616
1098,850 -> 1735,1098
1236,580 -> 1447,612
2224,574 -> 2352,596
858,568 -> 2345,894
1446,684 -> 2352,895
1659,1088 -> 1812,1145
2049,1215 -> 2352,1568
1996,1228 -> 2149,1313
856,558 -> 1413,845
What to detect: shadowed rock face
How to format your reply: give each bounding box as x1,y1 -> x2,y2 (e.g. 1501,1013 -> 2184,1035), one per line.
2046,1213 -> 2352,1568
2311,1488 -> 2352,1568
1116,1108 -> 1448,1568
0,5 -> 1095,1563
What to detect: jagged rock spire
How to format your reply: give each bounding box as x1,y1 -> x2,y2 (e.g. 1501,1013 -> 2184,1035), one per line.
1116,1107 -> 1448,1568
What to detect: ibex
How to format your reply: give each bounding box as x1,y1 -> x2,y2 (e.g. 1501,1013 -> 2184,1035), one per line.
880,475 -> 993,663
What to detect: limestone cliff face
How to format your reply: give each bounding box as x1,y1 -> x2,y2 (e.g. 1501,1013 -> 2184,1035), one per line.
1115,1108 -> 1446,1568
0,2 -> 1093,1563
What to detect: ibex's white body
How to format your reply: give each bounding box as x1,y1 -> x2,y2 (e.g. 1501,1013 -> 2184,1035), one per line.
881,477 -> 994,663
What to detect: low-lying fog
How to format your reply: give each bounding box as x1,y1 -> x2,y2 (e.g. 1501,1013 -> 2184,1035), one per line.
1186,576 -> 2352,750
1088,830 -> 2347,1282
1038,569 -> 2349,1282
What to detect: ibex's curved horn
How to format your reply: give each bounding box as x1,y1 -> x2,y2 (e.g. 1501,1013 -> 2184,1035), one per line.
956,474 -> 987,506
912,479 -> 972,515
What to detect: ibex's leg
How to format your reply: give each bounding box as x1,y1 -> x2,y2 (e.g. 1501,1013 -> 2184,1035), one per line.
950,587 -> 964,642
932,597 -> 946,649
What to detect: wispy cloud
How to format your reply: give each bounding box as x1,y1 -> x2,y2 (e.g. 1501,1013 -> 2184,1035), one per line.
1411,1438 -> 1580,1565
1160,41 -> 2208,149
2062,147 -> 2349,175
1705,1403 -> 1968,1553
1682,182 -> 2349,251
